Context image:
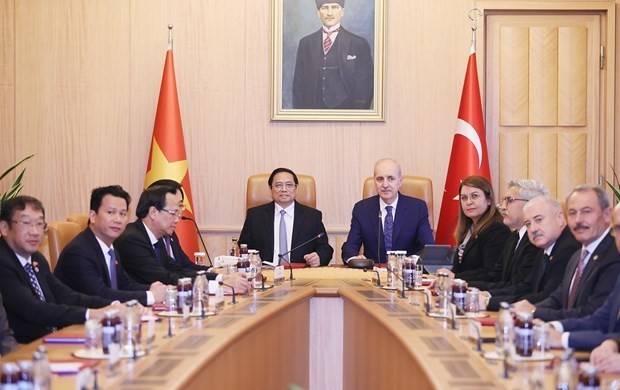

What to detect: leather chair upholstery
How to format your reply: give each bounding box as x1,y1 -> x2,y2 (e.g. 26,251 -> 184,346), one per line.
66,213 -> 89,230
246,173 -> 316,210
47,221 -> 82,271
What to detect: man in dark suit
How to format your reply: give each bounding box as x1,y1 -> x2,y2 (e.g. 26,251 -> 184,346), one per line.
55,185 -> 166,306
239,167 -> 333,266
292,0 -> 373,109
513,185 -> 620,321
115,185 -> 250,292
0,196 -> 117,343
342,158 -> 434,263
0,292 -> 17,356
481,196 -> 580,310
460,179 -> 546,288
543,203 -> 620,351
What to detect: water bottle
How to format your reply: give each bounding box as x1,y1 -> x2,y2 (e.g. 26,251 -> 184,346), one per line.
32,347 -> 51,390
555,348 -> 578,389
495,302 -> 514,357
193,270 -> 209,315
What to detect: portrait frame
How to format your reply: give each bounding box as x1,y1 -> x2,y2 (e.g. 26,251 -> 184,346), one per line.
271,0 -> 386,122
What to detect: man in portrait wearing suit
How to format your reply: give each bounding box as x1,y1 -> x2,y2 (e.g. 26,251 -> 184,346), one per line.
55,185 -> 166,306
342,158 -> 434,263
239,167 -> 334,267
0,196 -> 117,343
292,0 -> 374,109
513,184 -> 620,321
115,185 -> 250,292
481,196 -> 580,310
543,203 -> 620,351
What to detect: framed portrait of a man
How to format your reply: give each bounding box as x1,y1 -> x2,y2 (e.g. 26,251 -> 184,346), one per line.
271,0 -> 385,121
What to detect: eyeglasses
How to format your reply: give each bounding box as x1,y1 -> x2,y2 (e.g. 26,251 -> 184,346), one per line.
501,196 -> 528,205
11,220 -> 48,232
160,208 -> 183,218
272,182 -> 296,190
459,192 -> 484,202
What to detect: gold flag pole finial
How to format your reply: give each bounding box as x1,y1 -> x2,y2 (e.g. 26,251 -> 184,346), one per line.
468,8 -> 482,52
168,24 -> 174,51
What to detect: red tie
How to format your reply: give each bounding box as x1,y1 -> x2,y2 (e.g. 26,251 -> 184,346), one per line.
323,29 -> 339,54
567,249 -> 589,309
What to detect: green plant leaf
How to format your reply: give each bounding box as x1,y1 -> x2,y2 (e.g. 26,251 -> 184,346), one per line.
606,179 -> 620,202
0,154 -> 34,182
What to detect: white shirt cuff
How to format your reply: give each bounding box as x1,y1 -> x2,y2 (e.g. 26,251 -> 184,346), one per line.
215,274 -> 223,282
549,321 -> 564,332
146,291 -> 154,306
561,332 -> 570,349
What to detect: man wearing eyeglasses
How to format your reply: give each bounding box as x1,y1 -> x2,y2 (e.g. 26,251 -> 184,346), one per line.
239,167 -> 333,266
0,196 -> 119,343
116,185 -> 250,292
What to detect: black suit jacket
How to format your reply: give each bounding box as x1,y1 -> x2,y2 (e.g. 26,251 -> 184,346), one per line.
0,292 -> 17,356
487,226 -> 580,310
238,201 -> 333,266
293,27 -> 373,109
451,220 -> 512,281
55,228 -> 150,305
534,231 -> 620,321
115,220 -> 211,285
0,237 -> 111,343
468,229 -> 539,289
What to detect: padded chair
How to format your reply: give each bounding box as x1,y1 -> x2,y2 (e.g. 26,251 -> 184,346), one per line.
362,175 -> 434,229
47,221 -> 82,271
67,213 -> 89,230
38,233 -> 51,267
246,173 -> 316,210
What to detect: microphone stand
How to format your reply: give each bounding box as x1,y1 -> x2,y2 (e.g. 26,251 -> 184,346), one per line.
181,216 -> 213,266
277,232 -> 324,282
219,281 -> 237,304
363,268 -> 381,287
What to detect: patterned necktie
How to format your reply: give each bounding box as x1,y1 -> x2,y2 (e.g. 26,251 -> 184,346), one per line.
163,235 -> 172,257
384,206 -> 394,252
24,263 -> 45,301
108,248 -> 118,289
279,210 -> 288,265
323,28 -> 339,54
568,249 -> 589,309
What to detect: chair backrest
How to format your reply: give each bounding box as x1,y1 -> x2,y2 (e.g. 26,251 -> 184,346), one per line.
246,173 -> 316,210
362,175 -> 434,228
47,221 -> 82,271
67,213 -> 89,230
38,233 -> 51,267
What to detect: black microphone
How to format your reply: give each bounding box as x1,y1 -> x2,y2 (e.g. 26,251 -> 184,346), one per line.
218,281 -> 236,304
278,232 -> 325,281
345,213 -> 378,269
181,216 -> 213,266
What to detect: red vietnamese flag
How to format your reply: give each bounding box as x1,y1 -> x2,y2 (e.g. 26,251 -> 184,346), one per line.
435,41 -> 491,245
144,44 -> 199,256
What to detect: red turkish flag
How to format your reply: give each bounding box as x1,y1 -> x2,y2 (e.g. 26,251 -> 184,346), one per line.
435,44 -> 491,245
144,48 -> 199,256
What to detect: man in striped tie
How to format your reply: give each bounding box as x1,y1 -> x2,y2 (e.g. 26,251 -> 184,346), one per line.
292,0 -> 374,109
0,196 -> 119,343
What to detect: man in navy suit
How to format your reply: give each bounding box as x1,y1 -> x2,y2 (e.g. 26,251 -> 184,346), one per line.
55,185 -> 166,306
342,158 -> 434,263
292,0 -> 373,109
513,185 -> 620,321
239,168 -> 333,266
545,203 -> 620,351
0,196 -> 117,343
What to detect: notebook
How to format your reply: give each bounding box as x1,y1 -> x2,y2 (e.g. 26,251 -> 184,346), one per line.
420,244 -> 454,274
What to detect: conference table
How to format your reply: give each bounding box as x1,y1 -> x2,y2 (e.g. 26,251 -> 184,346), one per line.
1,266 -> 616,389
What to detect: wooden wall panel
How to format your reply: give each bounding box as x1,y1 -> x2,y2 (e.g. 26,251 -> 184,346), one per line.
0,0 -> 16,175
557,131 -> 587,200
528,132 -> 558,195
499,132 -> 528,196
558,27 -> 587,126
500,26 -> 529,126
529,27 -> 558,126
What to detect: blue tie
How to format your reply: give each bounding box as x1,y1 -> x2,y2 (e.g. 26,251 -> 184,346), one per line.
384,206 -> 394,252
108,248 -> 118,289
279,210 -> 288,264
24,263 -> 45,301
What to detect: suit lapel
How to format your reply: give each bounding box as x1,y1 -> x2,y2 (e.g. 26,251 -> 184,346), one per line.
392,195 -> 407,245
264,202 -> 276,258
500,231 -> 520,280
291,202 -> 303,248
562,250 -> 581,305
85,229 -> 112,287
576,234 -> 612,300
0,238 -> 50,301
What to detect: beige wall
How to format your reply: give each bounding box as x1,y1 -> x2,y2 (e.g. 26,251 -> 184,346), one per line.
1,0 -> 617,259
